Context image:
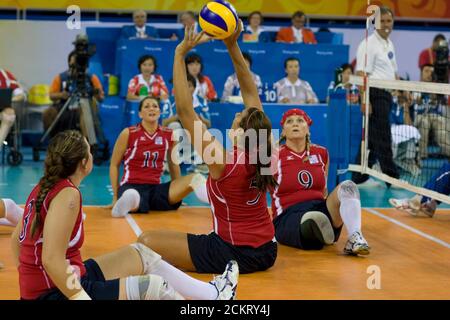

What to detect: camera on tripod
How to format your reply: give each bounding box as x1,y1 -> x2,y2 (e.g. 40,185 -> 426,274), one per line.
433,38 -> 449,84
69,34 -> 97,97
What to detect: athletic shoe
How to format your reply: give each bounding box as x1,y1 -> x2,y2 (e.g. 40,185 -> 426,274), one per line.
389,196 -> 421,216
418,200 -> 437,218
344,231 -> 370,256
211,260 -> 239,300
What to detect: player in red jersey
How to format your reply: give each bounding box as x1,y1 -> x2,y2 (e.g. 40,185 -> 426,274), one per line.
272,108 -> 370,255
11,130 -> 238,300
109,96 -> 209,217
137,23 -> 278,277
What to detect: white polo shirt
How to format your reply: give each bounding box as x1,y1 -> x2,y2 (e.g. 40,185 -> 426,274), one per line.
356,31 -> 398,80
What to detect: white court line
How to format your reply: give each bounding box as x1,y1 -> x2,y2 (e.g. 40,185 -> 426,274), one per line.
125,214 -> 142,237
365,208 -> 450,249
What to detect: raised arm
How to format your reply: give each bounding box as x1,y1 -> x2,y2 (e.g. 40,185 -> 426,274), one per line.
223,20 -> 263,111
173,25 -> 226,179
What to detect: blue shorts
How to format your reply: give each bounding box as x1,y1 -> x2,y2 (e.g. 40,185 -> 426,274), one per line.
119,181 -> 182,213
187,232 -> 277,274
273,200 -> 343,250
37,259 -> 120,300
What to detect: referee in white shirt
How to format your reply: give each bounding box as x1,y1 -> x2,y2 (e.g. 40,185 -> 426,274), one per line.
352,6 -> 400,185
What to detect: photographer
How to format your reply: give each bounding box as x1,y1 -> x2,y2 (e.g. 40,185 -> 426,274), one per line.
418,34 -> 450,72
43,50 -> 104,135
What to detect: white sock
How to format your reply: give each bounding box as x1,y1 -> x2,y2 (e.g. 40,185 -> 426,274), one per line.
3,199 -> 23,226
125,274 -> 184,300
151,259 -> 217,300
0,218 -> 15,227
0,113 -> 15,145
340,198 -> 362,237
112,189 -> 140,218
190,174 -> 209,204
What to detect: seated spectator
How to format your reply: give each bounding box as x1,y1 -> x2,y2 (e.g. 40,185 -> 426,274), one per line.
171,11 -> 200,41
418,34 -> 448,69
120,10 -> 159,40
127,55 -> 169,101
274,57 -> 318,104
185,53 -> 217,101
43,51 -> 104,136
221,52 -> 262,102
276,11 -> 317,44
162,74 -> 210,173
412,64 -> 450,160
241,11 -> 271,43
0,68 -> 25,147
390,90 -> 421,177
327,63 -> 359,104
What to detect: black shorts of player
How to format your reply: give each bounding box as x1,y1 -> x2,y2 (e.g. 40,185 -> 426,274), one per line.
118,181 -> 182,213
273,199 -> 343,250
36,259 -> 120,300
187,232 -> 277,274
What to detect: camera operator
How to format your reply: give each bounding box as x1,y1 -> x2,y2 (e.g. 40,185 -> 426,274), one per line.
43,50 -> 104,136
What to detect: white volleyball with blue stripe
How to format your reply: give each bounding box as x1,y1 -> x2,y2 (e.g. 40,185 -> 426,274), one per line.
199,0 -> 239,39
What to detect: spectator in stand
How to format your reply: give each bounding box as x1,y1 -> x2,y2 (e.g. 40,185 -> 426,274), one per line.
185,53 -> 217,101
412,64 -> 450,160
276,11 -> 317,44
127,55 -> 169,101
171,11 -> 200,41
120,10 -> 159,40
327,63 -> 360,104
241,11 -> 271,43
418,34 -> 449,69
390,89 -> 421,177
274,57 -> 318,104
221,52 -> 262,103
0,68 -> 26,147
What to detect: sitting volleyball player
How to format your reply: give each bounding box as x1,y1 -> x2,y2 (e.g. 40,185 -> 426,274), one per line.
390,162 -> 450,218
0,198 -> 23,227
109,96 -> 209,217
12,130 -> 238,300
271,109 -> 370,255
162,74 -> 211,173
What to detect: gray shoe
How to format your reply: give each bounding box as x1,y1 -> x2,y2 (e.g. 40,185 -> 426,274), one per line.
344,231 -> 370,256
211,260 -> 239,300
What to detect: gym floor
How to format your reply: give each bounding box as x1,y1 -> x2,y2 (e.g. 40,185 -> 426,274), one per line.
1,148 -> 449,300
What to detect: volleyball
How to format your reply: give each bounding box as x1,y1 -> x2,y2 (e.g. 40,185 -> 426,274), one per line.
199,0 -> 239,39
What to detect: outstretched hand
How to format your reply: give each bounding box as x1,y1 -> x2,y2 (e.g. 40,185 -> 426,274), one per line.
222,19 -> 243,47
176,24 -> 211,55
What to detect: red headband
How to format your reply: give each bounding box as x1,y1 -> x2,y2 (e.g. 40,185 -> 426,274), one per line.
280,108 -> 313,127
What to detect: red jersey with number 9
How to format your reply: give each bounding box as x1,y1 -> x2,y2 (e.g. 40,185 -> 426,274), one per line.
121,124 -> 173,185
207,147 -> 275,248
271,144 -> 329,219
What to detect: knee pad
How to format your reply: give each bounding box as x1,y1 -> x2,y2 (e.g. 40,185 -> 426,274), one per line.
338,180 -> 360,201
300,211 -> 334,245
131,242 -> 162,274
125,274 -> 184,300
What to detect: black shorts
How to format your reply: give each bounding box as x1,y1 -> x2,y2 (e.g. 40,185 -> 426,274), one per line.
273,200 -> 343,250
119,181 -> 182,213
187,232 -> 277,274
37,259 -> 120,300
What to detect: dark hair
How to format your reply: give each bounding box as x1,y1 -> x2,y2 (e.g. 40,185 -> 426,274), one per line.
138,55 -> 157,73
239,107 -> 278,192
248,11 -> 263,23
433,34 -> 446,42
292,11 -> 306,20
138,96 -> 160,112
187,73 -> 197,89
242,52 -> 252,67
380,6 -> 394,18
68,50 -> 76,65
341,63 -> 354,73
284,57 -> 300,69
185,53 -> 204,82
31,130 -> 89,237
